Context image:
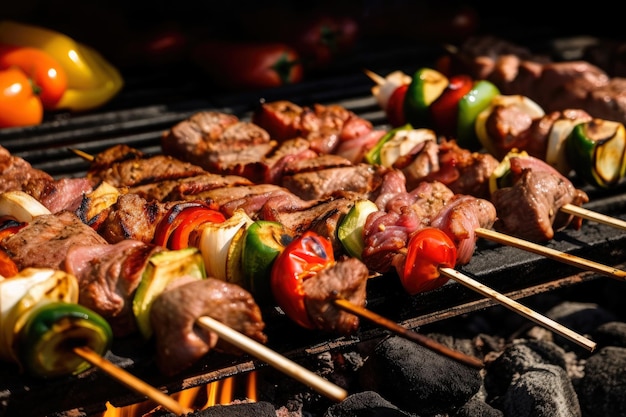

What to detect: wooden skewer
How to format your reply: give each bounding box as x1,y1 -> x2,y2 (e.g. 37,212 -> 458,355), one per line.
73,346 -> 193,416
69,148 -> 95,162
332,298 -> 484,369
438,268 -> 597,352
196,315 -> 348,403
475,227 -> 626,281
560,203 -> 626,232
363,68 -> 387,86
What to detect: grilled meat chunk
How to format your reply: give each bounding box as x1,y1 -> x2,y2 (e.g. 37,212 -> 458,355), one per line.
64,240 -> 163,336
1,145 -> 92,212
1,211 -> 108,270
161,110 -> 276,180
151,278 -> 267,376
430,195 -> 497,265
303,257 -> 369,334
491,168 -> 588,242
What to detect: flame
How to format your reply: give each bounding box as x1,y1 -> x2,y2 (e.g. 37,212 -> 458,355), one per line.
100,373 -> 257,416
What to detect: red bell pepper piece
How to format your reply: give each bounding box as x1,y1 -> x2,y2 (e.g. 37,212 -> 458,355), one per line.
270,230 -> 335,329
153,202 -> 224,248
168,206 -> 226,250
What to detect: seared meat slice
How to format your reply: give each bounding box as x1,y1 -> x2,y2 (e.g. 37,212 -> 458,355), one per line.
88,144 -> 145,171
261,137 -> 319,184
282,159 -> 387,200
491,169 -> 587,242
0,145 -> 92,212
87,154 -> 207,188
430,195 -> 497,265
162,110 -> 276,180
64,240 -> 163,337
403,140 -> 499,198
1,211 -> 108,270
151,278 -> 267,376
263,196 -> 357,254
96,193 -> 175,244
134,172 -> 253,202
303,257 -> 369,334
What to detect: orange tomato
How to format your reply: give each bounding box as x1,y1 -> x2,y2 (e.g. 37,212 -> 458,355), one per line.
0,67 -> 43,128
0,45 -> 67,109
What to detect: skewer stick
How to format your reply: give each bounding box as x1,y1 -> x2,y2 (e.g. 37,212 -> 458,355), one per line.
332,298 -> 484,369
475,227 -> 626,281
196,315 -> 348,403
363,68 -> 387,86
68,148 -> 95,162
438,268 -> 597,352
560,203 -> 626,232
73,346 -> 193,415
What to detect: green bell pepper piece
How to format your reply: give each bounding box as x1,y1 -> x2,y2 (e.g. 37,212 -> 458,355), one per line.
241,220 -> 292,305
456,80 -> 500,151
17,300 -> 112,379
565,119 -> 626,188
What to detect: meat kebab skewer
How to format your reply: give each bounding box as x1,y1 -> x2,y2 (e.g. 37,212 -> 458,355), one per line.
0,194 -> 349,403
365,68 -> 626,232
63,149 -> 487,369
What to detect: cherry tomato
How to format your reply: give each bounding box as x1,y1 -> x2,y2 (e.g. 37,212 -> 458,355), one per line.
0,67 -> 43,128
191,40 -> 304,90
401,227 -> 457,295
271,230 -> 335,329
0,45 -> 67,109
429,74 -> 473,138
386,84 -> 408,127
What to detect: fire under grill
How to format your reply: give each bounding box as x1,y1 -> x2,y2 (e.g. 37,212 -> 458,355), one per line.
2,35 -> 626,417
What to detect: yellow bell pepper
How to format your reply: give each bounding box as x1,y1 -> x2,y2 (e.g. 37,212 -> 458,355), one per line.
0,20 -> 123,112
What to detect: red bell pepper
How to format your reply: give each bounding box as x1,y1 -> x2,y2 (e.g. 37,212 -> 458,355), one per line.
399,227 -> 457,295
0,249 -> 17,278
270,230 -> 335,329
429,74 -> 473,138
191,40 -> 304,90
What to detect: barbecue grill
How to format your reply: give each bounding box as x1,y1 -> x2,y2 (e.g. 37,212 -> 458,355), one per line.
2,2 -> 626,416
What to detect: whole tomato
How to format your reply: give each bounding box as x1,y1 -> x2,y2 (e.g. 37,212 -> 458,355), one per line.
0,45 -> 67,109
270,230 -> 335,329
0,67 -> 43,128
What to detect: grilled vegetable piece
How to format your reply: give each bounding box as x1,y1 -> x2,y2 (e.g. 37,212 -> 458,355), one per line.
132,247 -> 206,339
337,199 -> 379,259
404,67 -> 449,128
0,190 -> 51,222
566,119 -> 626,188
271,230 -> 335,329
0,268 -> 79,365
399,227 -> 457,295
17,300 -> 112,378
456,79 -> 500,151
365,123 -> 413,165
241,220 -> 293,305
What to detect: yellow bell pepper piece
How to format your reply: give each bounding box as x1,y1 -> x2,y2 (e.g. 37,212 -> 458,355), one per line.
0,20 -> 123,112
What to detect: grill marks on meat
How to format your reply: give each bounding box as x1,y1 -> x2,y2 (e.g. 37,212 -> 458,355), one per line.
445,35 -> 626,125
150,278 -> 267,376
64,240 -> 163,337
161,110 -> 277,179
281,154 -> 389,200
96,193 -> 175,244
303,257 -> 369,334
1,211 -> 108,270
0,145 -> 93,213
